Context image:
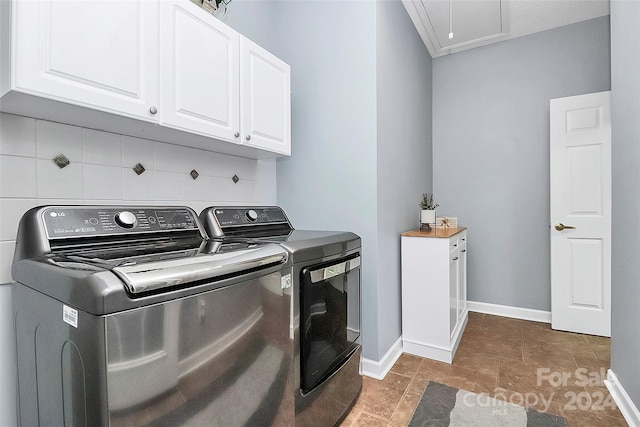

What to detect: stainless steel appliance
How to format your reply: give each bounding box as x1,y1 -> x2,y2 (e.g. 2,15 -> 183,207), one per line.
201,206 -> 362,427
11,205 -> 293,427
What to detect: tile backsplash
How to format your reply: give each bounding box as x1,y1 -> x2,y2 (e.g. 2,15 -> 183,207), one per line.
0,112 -> 277,284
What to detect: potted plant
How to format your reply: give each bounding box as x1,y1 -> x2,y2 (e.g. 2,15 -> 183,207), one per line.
419,193 -> 439,227
191,0 -> 231,14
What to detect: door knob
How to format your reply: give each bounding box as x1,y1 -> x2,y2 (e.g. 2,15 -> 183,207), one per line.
555,223 -> 576,231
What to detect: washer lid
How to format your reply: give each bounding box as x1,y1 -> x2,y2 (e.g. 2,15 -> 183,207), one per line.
112,244 -> 288,294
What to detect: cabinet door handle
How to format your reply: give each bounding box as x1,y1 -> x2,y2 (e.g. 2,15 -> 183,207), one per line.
246,135 -> 252,141
453,244 -> 457,247
453,257 -> 459,261
462,249 -> 466,253
234,132 -> 240,138
149,106 -> 158,115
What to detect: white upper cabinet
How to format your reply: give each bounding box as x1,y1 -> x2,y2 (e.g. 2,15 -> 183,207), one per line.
10,0 -> 159,121
0,0 -> 290,158
160,1 -> 240,142
240,37 -> 291,155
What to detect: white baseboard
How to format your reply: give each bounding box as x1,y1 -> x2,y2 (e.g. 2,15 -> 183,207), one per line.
360,336 -> 402,380
467,300 -> 551,323
605,369 -> 640,427
403,309 -> 468,364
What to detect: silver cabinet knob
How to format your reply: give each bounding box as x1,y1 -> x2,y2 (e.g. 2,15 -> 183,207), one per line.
453,256 -> 459,261
149,106 -> 158,115
246,135 -> 251,141
234,132 -> 240,138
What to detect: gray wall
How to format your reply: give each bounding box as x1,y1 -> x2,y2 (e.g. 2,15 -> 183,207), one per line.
215,0 -> 280,54
272,1 -> 380,360
610,0 -> 640,409
432,17 -> 611,311
376,0 -> 432,357
223,0 -> 433,360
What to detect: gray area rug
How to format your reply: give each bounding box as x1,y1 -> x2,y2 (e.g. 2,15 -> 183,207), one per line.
409,381 -> 567,427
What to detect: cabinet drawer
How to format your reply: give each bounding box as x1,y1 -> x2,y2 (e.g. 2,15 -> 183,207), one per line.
451,233 -> 467,251
449,237 -> 460,253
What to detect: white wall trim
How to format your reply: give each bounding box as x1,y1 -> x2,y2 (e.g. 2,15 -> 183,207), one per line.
467,300 -> 551,323
360,336 -> 403,380
605,369 -> 640,427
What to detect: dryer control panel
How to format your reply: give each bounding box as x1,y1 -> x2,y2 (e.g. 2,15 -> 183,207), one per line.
213,207 -> 289,227
42,206 -> 200,239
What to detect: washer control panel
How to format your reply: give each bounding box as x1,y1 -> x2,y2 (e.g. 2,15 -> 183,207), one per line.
42,207 -> 199,239
214,207 -> 289,228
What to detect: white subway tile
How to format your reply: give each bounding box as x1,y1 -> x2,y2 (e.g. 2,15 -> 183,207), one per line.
82,200 -> 122,207
0,113 -> 36,157
83,129 -> 122,166
241,180 -> 258,203
36,120 -> 83,161
233,157 -> 259,181
182,173 -> 207,202
181,147 -> 209,175
205,152 -> 237,178
0,155 -> 37,198
84,165 -> 122,200
154,142 -> 182,172
122,136 -> 154,169
37,159 -> 83,199
0,199 -> 38,241
155,171 -> 183,201
227,178 -> 245,203
122,168 -> 155,201
206,176 -> 230,202
0,241 -> 15,284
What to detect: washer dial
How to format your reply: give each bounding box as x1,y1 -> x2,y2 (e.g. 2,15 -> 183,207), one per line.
246,209 -> 259,222
115,211 -> 137,228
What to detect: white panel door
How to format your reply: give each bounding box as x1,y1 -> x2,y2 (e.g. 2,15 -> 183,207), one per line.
550,91 -> 611,337
240,37 -> 291,155
13,0 -> 158,121
160,0 -> 240,142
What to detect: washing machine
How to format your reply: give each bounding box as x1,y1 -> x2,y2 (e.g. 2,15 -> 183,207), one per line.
201,206 -> 362,426
11,205 -> 293,426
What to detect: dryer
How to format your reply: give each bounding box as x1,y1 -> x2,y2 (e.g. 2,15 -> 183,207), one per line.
201,206 -> 362,427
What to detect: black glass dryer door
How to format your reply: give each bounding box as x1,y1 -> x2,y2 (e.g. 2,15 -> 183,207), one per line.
300,253 -> 361,394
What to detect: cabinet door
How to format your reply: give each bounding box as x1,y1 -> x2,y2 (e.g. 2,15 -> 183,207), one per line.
458,236 -> 467,319
449,250 -> 459,338
160,0 -> 240,141
13,0 -> 159,121
240,37 -> 291,155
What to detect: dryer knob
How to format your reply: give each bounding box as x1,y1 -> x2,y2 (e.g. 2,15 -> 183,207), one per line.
246,209 -> 259,222
115,211 -> 137,228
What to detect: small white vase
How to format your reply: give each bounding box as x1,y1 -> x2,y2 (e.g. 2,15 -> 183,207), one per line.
420,209 -> 436,225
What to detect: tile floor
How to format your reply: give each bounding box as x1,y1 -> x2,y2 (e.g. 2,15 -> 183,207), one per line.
340,312 -> 627,426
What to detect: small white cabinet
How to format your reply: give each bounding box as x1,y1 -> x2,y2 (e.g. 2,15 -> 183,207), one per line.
401,227 -> 468,363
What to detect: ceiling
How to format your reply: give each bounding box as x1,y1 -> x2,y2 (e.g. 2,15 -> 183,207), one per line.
401,0 -> 610,57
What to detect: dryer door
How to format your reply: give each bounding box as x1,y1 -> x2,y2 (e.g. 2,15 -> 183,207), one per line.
299,253 -> 361,394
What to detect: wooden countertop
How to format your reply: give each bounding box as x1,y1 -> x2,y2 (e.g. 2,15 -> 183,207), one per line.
401,227 -> 467,238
